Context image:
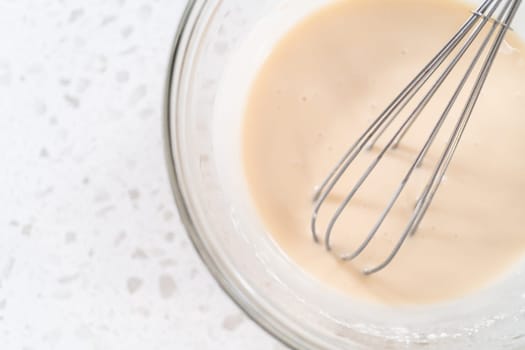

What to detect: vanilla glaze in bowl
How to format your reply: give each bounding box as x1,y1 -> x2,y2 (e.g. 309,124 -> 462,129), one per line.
165,1 -> 525,348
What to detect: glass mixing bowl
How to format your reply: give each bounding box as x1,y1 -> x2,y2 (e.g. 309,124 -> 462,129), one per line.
165,0 -> 525,348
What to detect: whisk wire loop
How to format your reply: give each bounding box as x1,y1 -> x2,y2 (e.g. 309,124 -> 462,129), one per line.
311,0 -> 522,275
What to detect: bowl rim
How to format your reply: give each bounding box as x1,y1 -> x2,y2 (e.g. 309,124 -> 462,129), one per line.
163,1 -> 311,349
163,1 -> 525,349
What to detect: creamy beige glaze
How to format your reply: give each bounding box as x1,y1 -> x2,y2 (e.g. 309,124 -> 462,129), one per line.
242,0 -> 525,305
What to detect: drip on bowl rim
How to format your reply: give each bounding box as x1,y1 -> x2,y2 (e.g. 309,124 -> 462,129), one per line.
163,2 -> 317,349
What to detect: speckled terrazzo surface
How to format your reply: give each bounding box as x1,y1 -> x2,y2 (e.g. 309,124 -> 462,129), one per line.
0,1 -> 284,348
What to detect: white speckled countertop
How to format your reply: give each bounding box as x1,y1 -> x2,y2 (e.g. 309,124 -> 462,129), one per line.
0,1 -> 284,349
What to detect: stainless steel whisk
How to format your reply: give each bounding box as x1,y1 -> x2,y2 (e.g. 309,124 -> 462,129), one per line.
311,0 -> 522,275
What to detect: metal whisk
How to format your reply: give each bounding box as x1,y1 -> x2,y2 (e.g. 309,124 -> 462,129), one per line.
311,0 -> 522,275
